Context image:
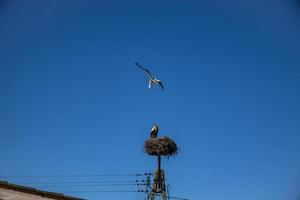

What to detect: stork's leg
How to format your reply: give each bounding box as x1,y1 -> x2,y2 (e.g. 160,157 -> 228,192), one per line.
148,80 -> 152,88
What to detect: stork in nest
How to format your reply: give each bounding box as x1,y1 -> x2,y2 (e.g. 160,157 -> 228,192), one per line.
150,124 -> 159,138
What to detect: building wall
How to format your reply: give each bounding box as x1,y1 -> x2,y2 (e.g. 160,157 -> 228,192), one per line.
0,188 -> 57,200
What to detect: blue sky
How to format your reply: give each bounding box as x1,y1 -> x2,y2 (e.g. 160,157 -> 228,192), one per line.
0,0 -> 300,200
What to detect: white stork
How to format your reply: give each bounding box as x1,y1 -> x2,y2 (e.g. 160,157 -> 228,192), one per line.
150,124 -> 159,138
136,62 -> 164,89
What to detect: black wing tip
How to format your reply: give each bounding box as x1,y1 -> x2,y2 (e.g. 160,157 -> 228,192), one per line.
159,82 -> 164,89
135,62 -> 143,68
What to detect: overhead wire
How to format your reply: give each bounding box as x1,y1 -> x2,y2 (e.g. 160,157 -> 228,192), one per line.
14,180 -> 146,185
1,173 -> 152,197
155,193 -> 189,200
25,183 -> 147,187
60,190 -> 189,200
0,173 -> 152,178
62,190 -> 144,193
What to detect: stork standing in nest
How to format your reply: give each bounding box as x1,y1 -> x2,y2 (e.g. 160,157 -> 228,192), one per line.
150,124 -> 159,138
136,62 -> 164,89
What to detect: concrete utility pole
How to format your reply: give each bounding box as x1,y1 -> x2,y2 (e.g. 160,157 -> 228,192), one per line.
144,135 -> 178,200
149,155 -> 167,200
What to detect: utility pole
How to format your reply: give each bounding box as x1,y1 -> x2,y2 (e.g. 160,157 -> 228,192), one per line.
150,155 -> 167,200
144,136 -> 177,200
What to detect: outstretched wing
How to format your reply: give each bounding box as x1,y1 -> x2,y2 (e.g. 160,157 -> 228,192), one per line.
135,62 -> 146,71
135,62 -> 154,79
158,81 -> 164,89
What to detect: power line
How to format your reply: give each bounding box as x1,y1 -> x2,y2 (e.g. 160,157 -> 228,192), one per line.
28,183 -> 147,187
16,180 -> 145,185
62,190 -> 144,193
62,190 -> 188,200
0,173 -> 152,178
155,193 -> 189,200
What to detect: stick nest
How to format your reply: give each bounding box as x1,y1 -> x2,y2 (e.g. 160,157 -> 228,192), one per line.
144,137 -> 178,156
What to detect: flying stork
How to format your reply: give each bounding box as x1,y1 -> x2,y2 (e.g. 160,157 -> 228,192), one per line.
135,62 -> 164,89
150,124 -> 159,138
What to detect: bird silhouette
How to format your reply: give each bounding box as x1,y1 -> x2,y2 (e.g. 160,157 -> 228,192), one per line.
150,124 -> 159,138
136,62 -> 164,89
